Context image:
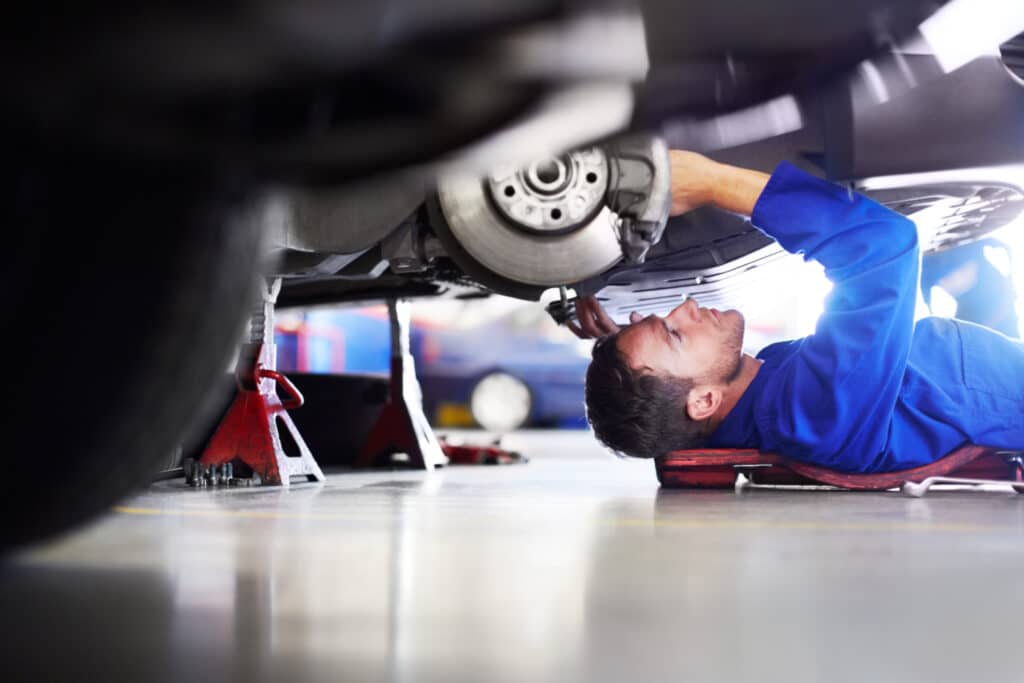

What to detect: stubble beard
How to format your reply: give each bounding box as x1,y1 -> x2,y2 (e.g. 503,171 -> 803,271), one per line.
708,311 -> 745,385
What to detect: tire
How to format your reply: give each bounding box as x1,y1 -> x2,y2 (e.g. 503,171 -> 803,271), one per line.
469,372 -> 533,433
2,143 -> 264,551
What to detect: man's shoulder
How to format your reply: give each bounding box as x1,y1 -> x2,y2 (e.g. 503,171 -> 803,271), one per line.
755,338 -> 803,363
912,316 -> 961,340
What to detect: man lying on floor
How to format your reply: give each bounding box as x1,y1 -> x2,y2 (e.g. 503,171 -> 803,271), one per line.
572,151 -> 1024,473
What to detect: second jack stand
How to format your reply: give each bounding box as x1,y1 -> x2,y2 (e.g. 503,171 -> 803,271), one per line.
356,300 -> 448,469
194,278 -> 325,487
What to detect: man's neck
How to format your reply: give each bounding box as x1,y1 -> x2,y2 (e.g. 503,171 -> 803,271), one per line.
708,354 -> 762,432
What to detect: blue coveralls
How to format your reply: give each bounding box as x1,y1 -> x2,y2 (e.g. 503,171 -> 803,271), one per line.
708,162 -> 1024,473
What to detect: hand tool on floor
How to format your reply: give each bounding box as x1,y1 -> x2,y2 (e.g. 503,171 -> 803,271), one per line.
901,476 -> 1024,497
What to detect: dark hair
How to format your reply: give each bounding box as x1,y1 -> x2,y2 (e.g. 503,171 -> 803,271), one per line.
585,332 -> 707,458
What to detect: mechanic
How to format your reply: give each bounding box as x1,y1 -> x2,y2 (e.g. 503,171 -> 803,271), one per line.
575,151 -> 1024,473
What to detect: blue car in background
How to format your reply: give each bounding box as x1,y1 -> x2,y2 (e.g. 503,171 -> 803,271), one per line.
275,301 -> 590,431
413,302 -> 590,431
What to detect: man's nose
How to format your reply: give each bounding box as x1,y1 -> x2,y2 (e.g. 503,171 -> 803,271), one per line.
681,298 -> 701,321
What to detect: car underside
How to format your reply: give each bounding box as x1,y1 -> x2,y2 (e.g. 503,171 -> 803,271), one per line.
270,34 -> 1024,322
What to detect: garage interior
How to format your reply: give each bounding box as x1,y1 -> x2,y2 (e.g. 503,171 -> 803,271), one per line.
7,3 -> 1024,682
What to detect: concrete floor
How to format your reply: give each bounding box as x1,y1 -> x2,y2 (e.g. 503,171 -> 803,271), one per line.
4,430 -> 1024,683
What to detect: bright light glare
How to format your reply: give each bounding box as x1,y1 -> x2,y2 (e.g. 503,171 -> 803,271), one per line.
737,256 -> 832,352
990,213 -> 1024,338
983,244 -> 1012,276
928,286 -> 958,319
919,0 -> 1024,72
792,262 -> 833,336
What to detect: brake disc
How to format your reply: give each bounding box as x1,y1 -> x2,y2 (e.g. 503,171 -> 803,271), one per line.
436,147 -> 622,286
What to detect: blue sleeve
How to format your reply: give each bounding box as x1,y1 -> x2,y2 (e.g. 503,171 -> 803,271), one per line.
750,162 -> 919,471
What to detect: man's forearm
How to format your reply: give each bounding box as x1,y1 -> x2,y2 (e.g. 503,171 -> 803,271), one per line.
669,151 -> 770,217
704,162 -> 771,217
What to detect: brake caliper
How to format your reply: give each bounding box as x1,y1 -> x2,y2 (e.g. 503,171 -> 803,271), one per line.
602,135 -> 672,265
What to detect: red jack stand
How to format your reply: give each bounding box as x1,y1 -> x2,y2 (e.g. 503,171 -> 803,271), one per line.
193,279 -> 325,487
355,300 -> 448,469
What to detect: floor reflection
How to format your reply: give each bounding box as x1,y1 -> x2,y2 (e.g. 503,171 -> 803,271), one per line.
5,431 -> 1024,682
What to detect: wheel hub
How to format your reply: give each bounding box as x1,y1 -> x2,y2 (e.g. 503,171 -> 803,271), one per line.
436,136 -> 670,288
485,148 -> 608,235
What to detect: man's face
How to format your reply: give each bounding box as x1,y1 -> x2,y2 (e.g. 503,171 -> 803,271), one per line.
616,298 -> 746,385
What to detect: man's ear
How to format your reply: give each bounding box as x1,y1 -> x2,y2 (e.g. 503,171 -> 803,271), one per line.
686,386 -> 722,422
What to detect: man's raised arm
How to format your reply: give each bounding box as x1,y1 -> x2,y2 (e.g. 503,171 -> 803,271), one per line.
668,151 -> 770,217
748,162 -> 919,470
569,151 -> 770,339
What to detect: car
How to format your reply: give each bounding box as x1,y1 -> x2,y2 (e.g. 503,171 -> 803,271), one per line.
413,302 -> 591,431
7,1 -> 1024,548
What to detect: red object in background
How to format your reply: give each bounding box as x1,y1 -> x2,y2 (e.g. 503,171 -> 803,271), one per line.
420,333 -> 442,365
296,324 -> 309,372
440,438 -> 528,465
656,445 -> 1022,490
199,343 -> 325,486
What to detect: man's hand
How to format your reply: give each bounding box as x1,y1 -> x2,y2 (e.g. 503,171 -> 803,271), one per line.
567,296 -> 621,340
565,296 -> 654,339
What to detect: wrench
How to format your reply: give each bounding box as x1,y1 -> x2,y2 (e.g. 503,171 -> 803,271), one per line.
901,476 -> 1024,498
